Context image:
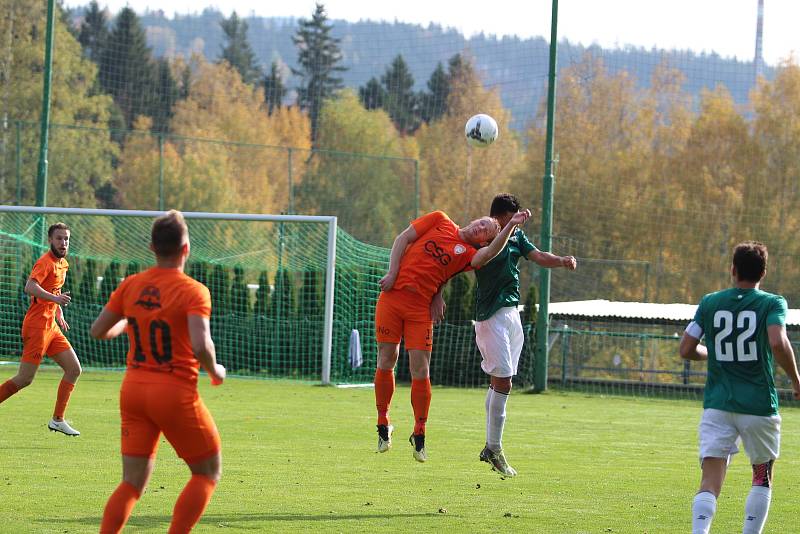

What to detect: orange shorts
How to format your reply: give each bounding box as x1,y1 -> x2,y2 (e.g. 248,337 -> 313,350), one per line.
375,289 -> 433,351
119,374 -> 220,463
21,325 -> 72,364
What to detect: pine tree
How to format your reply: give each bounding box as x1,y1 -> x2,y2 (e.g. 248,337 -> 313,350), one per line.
125,260 -> 140,277
521,283 -> 538,324
269,268 -> 295,318
254,270 -> 270,316
78,0 -> 109,63
419,61 -> 449,123
209,264 -> 230,315
381,54 -> 418,134
230,265 -> 250,316
298,270 -> 322,318
359,77 -> 385,110
219,11 -> 262,85
446,273 -> 474,325
99,261 -> 121,303
78,258 -> 98,304
263,61 -> 287,115
292,2 -> 346,144
99,7 -> 182,135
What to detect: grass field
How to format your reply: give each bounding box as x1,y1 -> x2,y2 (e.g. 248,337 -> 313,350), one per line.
1,367 -> 799,533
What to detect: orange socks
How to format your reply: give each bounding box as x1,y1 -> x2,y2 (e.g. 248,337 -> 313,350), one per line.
0,379 -> 21,404
100,481 -> 141,534
411,378 -> 432,435
53,379 -> 75,419
168,474 -> 217,534
374,368 -> 395,426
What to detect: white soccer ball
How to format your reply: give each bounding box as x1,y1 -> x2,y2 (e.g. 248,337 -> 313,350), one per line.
464,113 -> 499,148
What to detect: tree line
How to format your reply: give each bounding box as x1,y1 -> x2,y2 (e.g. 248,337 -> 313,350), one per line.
2,0 -> 800,306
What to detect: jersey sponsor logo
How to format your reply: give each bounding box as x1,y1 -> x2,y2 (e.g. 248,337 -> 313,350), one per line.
424,240 -> 451,266
454,244 -> 466,255
134,285 -> 162,310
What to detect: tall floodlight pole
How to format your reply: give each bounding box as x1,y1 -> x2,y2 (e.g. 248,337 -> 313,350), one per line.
36,0 -> 56,209
754,0 -> 764,82
534,0 -> 559,393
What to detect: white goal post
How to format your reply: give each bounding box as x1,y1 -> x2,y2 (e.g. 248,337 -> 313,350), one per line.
0,205 -> 338,385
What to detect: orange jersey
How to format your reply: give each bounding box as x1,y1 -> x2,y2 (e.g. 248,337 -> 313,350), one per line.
23,251 -> 68,330
393,211 -> 477,301
106,267 -> 211,384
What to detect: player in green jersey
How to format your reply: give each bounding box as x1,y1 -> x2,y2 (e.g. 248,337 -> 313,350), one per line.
680,241 -> 800,534
472,193 -> 576,476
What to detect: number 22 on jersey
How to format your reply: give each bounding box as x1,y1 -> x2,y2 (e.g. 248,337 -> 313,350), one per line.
713,310 -> 757,362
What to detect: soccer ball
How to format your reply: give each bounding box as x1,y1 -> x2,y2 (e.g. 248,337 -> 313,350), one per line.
464,113 -> 499,148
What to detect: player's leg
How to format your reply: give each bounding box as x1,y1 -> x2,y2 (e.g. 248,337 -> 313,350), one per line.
374,291 -> 403,451
48,341 -> 81,435
101,380 -> 160,534
407,342 -> 432,463
693,408 -> 738,534
169,452 -> 222,534
158,389 -> 222,534
100,455 -> 156,534
0,328 -> 46,403
476,307 -> 521,476
737,413 -> 780,534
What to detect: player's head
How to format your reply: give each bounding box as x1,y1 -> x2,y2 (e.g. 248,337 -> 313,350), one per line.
151,210 -> 190,262
461,216 -> 501,247
47,223 -> 70,258
732,241 -> 768,283
490,193 -> 521,227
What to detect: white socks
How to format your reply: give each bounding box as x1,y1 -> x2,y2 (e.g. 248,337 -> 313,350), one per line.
742,486 -> 771,534
485,387 -> 509,451
692,491 -> 716,534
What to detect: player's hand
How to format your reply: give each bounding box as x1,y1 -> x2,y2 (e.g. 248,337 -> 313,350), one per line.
53,292 -> 71,306
210,363 -> 226,386
56,315 -> 70,332
792,380 -> 800,401
561,256 -> 577,270
430,293 -> 446,324
510,209 -> 531,226
379,271 -> 397,292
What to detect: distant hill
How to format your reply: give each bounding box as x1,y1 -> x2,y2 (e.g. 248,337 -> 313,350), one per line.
73,7 -> 770,130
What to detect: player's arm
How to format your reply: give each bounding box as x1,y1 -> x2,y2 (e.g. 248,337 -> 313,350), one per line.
679,323 -> 708,361
25,278 -> 71,306
471,210 -> 531,269
188,314 -> 226,385
430,282 -> 447,324
768,324 -> 800,400
90,308 -> 128,340
379,224 -> 419,292
528,250 -> 577,270
55,304 -> 70,332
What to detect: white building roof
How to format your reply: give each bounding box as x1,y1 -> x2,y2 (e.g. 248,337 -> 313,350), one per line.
548,299 -> 800,327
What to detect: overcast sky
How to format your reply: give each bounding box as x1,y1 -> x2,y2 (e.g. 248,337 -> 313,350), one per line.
63,0 -> 799,66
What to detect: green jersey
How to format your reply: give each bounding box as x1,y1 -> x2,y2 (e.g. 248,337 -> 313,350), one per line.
689,287 -> 787,416
474,228 -> 537,322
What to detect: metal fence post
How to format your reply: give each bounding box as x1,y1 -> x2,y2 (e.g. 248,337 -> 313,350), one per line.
158,133 -> 165,211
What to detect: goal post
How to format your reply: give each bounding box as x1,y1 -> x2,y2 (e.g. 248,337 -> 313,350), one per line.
0,205 -> 338,385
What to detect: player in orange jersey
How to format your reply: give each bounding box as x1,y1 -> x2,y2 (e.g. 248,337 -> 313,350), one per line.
0,222 -> 82,436
374,209 -> 530,462
91,210 -> 226,534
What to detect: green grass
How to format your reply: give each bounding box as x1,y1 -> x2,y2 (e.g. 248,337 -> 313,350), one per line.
1,368 -> 799,533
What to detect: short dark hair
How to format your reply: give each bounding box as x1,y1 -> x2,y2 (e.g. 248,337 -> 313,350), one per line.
47,222 -> 70,238
151,210 -> 188,258
732,241 -> 768,283
490,193 -> 521,217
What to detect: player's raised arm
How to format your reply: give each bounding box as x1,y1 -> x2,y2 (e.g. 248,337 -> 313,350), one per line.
379,224 -> 419,292
471,210 -> 531,269
90,307 -> 127,340
528,250 -> 577,270
24,278 -> 71,306
768,324 -> 800,399
188,314 -> 226,385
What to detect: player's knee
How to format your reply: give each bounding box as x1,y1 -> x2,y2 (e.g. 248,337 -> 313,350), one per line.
752,460 -> 774,488
492,376 -> 512,394
13,374 -> 34,388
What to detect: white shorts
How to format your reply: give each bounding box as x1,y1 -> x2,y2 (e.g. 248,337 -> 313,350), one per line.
474,306 -> 524,378
698,408 -> 781,466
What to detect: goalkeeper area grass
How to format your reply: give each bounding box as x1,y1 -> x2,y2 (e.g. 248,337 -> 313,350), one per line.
1,367 -> 799,533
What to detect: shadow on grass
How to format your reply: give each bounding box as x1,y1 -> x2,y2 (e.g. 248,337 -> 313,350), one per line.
36,511 -> 446,528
